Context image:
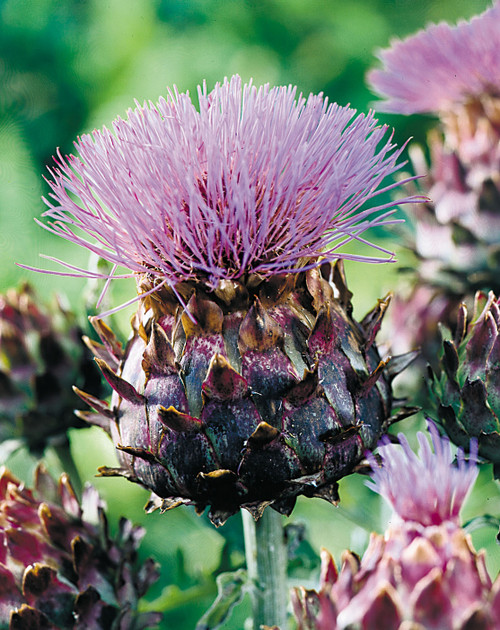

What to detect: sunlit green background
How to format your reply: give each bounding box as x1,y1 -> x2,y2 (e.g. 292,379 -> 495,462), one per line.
1,1 -> 499,628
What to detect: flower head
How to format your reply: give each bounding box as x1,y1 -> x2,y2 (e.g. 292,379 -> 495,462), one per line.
368,2 -> 500,115
0,465 -> 161,629
37,75 -> 418,298
367,421 -> 479,527
292,425 -> 496,630
41,76 -> 420,525
0,283 -> 104,455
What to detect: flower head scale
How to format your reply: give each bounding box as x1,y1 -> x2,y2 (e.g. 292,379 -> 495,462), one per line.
368,2 -> 500,115
37,75 -> 419,297
366,421 -> 479,527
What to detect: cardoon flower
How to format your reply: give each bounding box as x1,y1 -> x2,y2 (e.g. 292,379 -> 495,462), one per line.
33,75 -> 421,525
368,2 -> 500,122
292,424 -> 500,630
400,131 -> 500,298
0,465 -> 161,629
383,284 -> 457,372
0,284 -> 103,456
429,290 -> 500,478
368,3 -> 500,361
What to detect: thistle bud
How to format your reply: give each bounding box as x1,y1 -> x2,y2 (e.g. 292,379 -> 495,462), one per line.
428,291 -> 500,477
0,465 -> 161,629
0,284 -> 103,455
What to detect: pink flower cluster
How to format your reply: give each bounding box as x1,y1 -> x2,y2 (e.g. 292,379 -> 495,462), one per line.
368,2 -> 500,114
366,421 -> 479,526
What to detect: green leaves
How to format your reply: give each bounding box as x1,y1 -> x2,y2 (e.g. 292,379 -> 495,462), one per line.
196,570 -> 248,630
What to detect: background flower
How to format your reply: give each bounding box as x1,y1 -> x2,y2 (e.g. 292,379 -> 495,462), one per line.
0,283 -> 104,458
428,291 -> 500,478
0,465 -> 161,629
368,2 -> 500,384
293,425 -> 500,630
368,2 -> 500,115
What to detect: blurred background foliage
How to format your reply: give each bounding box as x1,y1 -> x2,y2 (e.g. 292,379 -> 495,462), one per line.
1,1 -> 499,628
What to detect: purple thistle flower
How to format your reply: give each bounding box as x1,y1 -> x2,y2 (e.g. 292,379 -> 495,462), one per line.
292,425 -> 495,630
35,75 -> 419,297
367,3 -> 500,393
368,2 -> 500,115
367,421 -> 479,527
40,76 -> 422,525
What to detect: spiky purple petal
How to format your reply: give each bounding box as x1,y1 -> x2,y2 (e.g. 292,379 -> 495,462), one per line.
368,2 -> 500,114
35,76 -> 420,292
367,421 -> 478,526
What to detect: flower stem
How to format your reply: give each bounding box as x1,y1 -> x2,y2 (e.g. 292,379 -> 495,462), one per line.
242,508 -> 288,629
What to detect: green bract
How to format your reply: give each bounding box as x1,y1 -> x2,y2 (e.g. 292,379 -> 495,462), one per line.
429,291 -> 500,477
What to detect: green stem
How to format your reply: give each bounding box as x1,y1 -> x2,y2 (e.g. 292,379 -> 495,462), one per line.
53,439 -> 83,497
242,508 -> 288,629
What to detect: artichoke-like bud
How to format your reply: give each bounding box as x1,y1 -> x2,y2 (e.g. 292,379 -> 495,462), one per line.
428,290 -> 500,477
80,262 -> 416,526
0,284 -> 103,455
0,465 -> 161,629
292,424 -> 500,630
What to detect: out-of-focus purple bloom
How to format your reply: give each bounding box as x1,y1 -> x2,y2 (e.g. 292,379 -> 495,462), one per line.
292,425 -> 500,630
366,421 -> 478,526
380,283 -> 458,365
368,2 -> 500,115
35,75 -> 420,295
368,4 -> 500,378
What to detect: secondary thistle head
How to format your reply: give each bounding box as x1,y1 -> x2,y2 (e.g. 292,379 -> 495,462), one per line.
368,3 -> 500,166
37,75 -> 420,294
368,3 -> 500,117
428,291 -> 500,478
0,284 -> 104,456
293,425 -> 500,630
35,76 -> 421,525
366,421 -> 479,527
368,5 -> 500,365
0,465 -> 161,629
